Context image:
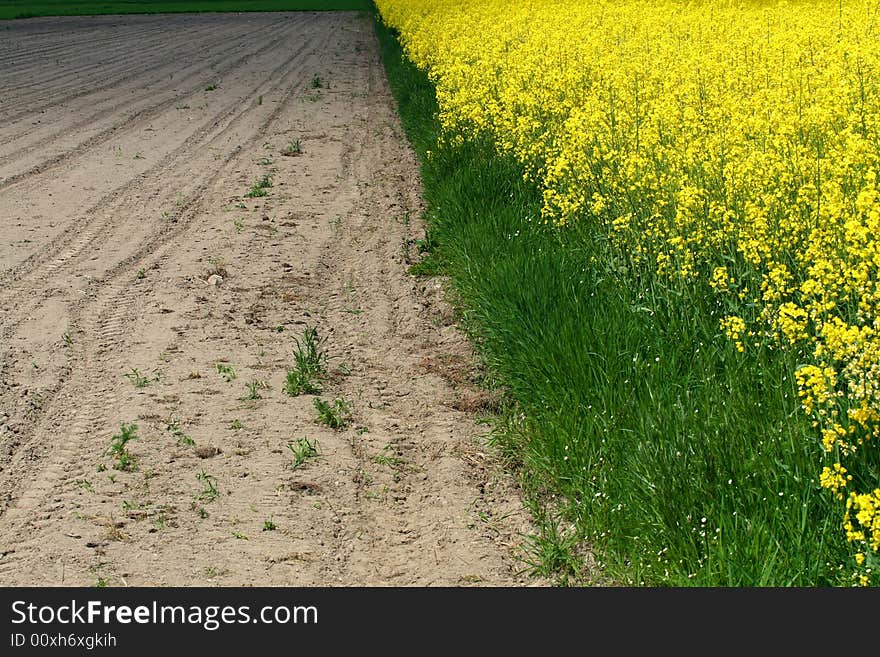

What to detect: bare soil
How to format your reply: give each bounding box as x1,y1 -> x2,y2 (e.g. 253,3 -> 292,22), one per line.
0,12 -> 540,586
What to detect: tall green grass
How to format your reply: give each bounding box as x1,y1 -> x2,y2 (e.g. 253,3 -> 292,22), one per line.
375,16 -> 852,586
1,1 -> 370,20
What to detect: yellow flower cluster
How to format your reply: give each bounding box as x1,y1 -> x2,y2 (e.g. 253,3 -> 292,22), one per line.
720,315 -> 747,353
820,463 -> 852,500
795,365 -> 838,418
376,0 -> 880,568
846,490 -> 880,552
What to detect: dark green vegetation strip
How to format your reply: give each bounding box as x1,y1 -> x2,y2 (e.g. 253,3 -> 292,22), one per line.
375,16 -> 851,585
1,1 -> 369,20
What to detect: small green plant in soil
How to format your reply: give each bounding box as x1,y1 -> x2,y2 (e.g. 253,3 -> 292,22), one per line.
245,174 -> 272,198
282,138 -> 302,156
124,368 -> 151,388
108,423 -> 138,472
371,444 -> 406,468
242,380 -> 270,401
288,437 -> 319,469
196,470 -> 219,503
284,326 -> 327,396
215,362 -> 236,381
313,398 -> 350,430
166,417 -> 195,447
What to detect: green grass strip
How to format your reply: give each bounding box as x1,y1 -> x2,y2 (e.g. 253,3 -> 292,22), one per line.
375,14 -> 852,586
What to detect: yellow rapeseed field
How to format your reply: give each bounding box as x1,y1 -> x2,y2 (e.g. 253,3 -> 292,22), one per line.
377,0 -> 880,579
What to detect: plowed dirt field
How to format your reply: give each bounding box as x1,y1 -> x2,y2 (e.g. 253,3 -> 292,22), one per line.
0,11 -> 537,586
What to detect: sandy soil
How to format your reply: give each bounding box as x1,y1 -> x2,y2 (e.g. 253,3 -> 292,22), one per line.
0,12 -> 541,586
